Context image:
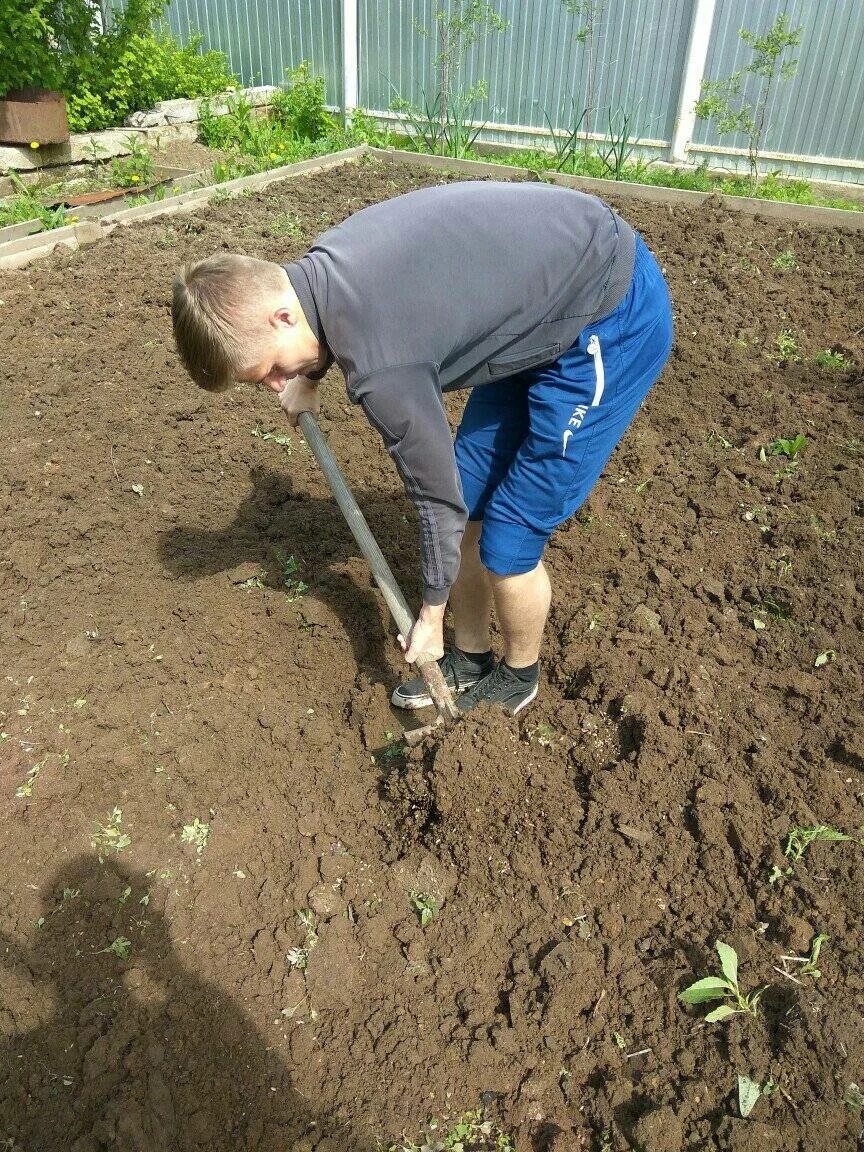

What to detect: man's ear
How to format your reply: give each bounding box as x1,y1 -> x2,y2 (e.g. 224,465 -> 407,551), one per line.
271,303 -> 299,331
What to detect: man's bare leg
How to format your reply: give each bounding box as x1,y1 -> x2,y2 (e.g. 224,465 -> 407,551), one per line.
451,520 -> 551,667
488,562 -> 551,668
450,521 -> 494,653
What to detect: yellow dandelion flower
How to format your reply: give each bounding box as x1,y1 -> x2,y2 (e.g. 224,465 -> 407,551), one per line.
130,175 -> 140,183
30,141 -> 40,149
269,151 -> 278,160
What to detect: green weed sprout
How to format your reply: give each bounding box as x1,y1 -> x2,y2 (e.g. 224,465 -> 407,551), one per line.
787,933 -> 829,980
287,908 -> 319,970
180,818 -> 210,854
410,891 -> 439,928
280,554 -> 308,601
99,936 -> 132,961
771,249 -> 796,269
771,824 -> 861,884
775,330 -> 800,361
814,349 -> 850,369
762,433 -> 806,461
251,424 -> 293,450
678,940 -> 765,1022
393,1108 -> 514,1152
738,1074 -> 775,1118
784,824 -> 859,861
91,808 -> 131,862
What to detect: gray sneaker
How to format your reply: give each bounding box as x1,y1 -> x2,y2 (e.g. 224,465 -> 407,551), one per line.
391,647 -> 495,710
457,661 -> 539,716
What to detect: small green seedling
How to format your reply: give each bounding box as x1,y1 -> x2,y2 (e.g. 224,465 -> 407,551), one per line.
678,940 -> 765,1022
707,429 -> 733,449
784,824 -> 859,862
814,349 -> 849,369
761,434 -> 806,462
393,1108 -> 514,1152
238,572 -> 266,590
779,933 -> 829,981
269,212 -> 303,239
738,1074 -> 775,1118
775,330 -> 799,360
771,249 -> 796,270
280,554 -> 308,601
814,650 -> 836,668
287,908 -> 319,970
91,807 -> 131,861
846,1083 -> 864,1114
772,826 -> 862,885
16,758 -> 44,798
528,722 -> 557,747
99,936 -> 132,961
251,425 -> 293,450
410,891 -> 438,928
180,818 -> 210,854
379,730 -> 406,762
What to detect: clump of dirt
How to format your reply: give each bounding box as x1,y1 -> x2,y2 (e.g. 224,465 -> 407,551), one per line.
1,156 -> 863,1152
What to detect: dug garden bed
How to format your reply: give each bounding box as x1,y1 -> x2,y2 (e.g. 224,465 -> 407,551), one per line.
0,155 -> 862,1152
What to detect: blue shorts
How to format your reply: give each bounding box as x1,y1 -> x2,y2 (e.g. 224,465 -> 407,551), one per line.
454,233 -> 673,576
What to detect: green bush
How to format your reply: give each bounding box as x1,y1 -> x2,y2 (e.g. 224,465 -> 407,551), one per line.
66,25 -> 236,132
269,62 -> 338,139
0,0 -> 65,96
1,0 -> 235,132
198,63 -> 344,182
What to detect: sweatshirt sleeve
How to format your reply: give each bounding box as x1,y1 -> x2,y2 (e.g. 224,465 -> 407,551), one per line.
349,363 -> 467,605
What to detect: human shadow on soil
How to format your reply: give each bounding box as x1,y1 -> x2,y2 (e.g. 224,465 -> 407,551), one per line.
156,465 -> 418,685
0,855 -> 373,1152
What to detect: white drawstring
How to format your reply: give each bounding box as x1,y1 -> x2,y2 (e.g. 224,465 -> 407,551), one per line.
587,334 -> 605,407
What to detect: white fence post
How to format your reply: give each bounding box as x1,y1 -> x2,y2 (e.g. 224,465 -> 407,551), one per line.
669,0 -> 716,163
343,0 -> 359,121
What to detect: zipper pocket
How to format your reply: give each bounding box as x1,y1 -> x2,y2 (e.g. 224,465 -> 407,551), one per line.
587,334 -> 605,406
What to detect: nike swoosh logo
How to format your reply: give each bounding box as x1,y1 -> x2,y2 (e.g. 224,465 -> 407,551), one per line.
562,429 -> 573,457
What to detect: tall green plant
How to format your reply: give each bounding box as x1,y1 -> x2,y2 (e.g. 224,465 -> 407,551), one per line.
0,0 -> 90,95
392,1 -> 509,158
694,12 -> 802,189
561,0 -> 606,148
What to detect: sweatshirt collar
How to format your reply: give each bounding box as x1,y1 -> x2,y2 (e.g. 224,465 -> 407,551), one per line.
283,260 -> 327,349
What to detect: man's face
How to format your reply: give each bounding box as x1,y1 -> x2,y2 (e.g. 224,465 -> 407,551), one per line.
239,304 -> 321,393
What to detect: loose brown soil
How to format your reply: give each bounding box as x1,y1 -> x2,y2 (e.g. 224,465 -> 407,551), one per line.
1,156 -> 863,1152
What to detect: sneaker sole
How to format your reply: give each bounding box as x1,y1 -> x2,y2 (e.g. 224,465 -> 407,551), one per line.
508,682 -> 539,716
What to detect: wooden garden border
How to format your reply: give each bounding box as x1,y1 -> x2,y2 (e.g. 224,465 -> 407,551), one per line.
3,144 -> 863,272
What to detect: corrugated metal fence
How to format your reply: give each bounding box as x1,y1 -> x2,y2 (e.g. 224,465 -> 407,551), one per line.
162,0 -> 864,183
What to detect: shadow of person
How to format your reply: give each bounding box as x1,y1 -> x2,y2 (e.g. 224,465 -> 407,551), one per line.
156,466 -> 418,687
0,855 -> 373,1152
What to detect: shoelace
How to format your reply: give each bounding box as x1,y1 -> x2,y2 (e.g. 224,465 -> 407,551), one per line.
466,661 -> 514,701
445,650 -> 489,691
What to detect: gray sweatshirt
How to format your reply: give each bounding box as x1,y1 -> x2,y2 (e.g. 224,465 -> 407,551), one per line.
284,179 -> 635,604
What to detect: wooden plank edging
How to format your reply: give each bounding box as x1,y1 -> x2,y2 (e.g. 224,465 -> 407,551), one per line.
543,170 -> 864,232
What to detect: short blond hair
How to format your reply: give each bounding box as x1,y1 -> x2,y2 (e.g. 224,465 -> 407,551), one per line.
172,253 -> 286,391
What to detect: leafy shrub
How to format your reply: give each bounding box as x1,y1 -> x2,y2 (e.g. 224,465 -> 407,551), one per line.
1,0 -> 235,132
199,63 -> 348,185
0,0 -> 65,96
269,62 -> 338,139
65,7 -> 237,132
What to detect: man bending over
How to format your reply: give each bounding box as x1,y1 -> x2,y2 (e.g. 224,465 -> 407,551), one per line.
172,179 -> 673,716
